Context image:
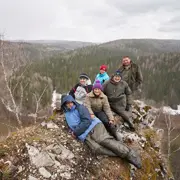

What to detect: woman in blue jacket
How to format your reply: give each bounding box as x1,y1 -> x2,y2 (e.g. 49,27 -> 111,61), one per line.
61,95 -> 142,169
94,65 -> 110,85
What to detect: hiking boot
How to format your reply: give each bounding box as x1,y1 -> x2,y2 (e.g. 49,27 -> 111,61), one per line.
126,118 -> 135,132
126,149 -> 142,169
109,125 -> 123,141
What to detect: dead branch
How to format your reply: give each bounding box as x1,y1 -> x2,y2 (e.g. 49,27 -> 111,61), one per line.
12,62 -> 32,93
164,113 -> 180,162
172,147 -> 180,154
33,85 -> 48,123
170,134 -> 180,144
0,34 -> 22,128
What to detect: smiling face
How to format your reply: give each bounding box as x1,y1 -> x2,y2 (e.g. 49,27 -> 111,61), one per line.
79,78 -> 88,85
93,88 -> 101,96
113,75 -> 121,82
100,69 -> 105,74
122,57 -> 131,66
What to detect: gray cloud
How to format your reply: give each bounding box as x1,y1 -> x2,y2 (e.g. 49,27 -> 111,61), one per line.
168,16 -> 180,24
159,26 -> 180,32
0,0 -> 179,42
159,16 -> 180,32
106,0 -> 180,14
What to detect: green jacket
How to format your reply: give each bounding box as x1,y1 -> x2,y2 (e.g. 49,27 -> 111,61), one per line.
103,79 -> 132,111
119,62 -> 143,92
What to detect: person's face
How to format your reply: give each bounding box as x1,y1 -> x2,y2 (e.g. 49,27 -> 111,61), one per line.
122,57 -> 131,66
65,101 -> 74,109
100,69 -> 105,74
93,88 -> 101,96
113,75 -> 121,82
79,78 -> 87,85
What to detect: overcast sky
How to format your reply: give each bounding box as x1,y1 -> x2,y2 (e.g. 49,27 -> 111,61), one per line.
0,0 -> 180,42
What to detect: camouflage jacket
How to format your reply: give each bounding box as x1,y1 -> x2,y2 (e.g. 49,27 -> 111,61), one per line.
119,62 -> 143,92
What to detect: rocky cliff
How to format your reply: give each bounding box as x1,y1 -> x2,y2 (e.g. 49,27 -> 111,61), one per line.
0,101 -> 174,180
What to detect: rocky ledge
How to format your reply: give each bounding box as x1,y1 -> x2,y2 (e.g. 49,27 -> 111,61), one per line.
0,101 -> 174,180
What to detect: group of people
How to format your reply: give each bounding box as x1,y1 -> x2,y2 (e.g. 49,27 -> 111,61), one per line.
60,56 -> 143,169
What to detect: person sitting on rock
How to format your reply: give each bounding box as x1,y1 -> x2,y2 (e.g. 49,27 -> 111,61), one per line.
94,64 -> 110,85
103,70 -> 135,131
69,73 -> 92,104
84,80 -> 122,141
61,95 -> 142,169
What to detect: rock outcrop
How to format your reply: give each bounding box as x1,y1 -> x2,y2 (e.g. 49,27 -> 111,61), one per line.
0,101 -> 174,180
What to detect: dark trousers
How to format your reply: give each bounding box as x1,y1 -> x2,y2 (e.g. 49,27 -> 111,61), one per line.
94,111 -> 117,136
86,123 -> 129,157
111,107 -> 134,130
86,123 -> 142,169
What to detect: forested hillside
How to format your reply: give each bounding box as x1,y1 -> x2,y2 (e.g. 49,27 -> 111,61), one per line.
1,39 -> 180,180
6,39 -> 180,114
0,39 -> 93,113
100,39 -> 180,54
138,53 -> 180,105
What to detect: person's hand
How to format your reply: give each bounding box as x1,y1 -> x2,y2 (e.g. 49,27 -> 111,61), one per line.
91,114 -> 95,119
71,132 -> 76,138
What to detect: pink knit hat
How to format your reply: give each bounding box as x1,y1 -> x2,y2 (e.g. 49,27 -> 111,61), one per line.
93,80 -> 103,91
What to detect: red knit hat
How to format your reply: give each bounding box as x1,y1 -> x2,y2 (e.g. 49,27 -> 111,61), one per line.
100,65 -> 107,71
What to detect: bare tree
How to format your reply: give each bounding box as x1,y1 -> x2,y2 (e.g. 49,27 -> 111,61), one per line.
0,34 -> 36,128
0,34 -> 22,128
164,113 -> 180,162
31,85 -> 48,123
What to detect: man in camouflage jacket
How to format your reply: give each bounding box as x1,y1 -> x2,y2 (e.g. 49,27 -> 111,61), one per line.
118,56 -> 143,94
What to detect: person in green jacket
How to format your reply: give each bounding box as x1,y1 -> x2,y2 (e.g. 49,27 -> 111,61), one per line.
118,56 -> 143,96
103,70 -> 135,131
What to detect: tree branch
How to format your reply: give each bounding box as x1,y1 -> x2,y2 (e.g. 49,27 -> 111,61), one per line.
0,34 -> 22,127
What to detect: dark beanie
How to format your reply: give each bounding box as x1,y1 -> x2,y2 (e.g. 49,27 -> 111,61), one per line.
79,73 -> 89,80
114,70 -> 122,78
93,80 -> 103,91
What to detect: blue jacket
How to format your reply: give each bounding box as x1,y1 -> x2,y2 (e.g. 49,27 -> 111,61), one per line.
61,95 -> 101,141
94,72 -> 110,85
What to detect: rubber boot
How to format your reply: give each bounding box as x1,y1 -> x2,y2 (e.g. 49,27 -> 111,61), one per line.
101,138 -> 142,169
126,149 -> 142,169
109,124 -> 123,141
126,118 -> 135,131
95,147 -> 117,157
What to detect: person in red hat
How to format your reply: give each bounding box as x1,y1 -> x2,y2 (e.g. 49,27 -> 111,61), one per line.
93,64 -> 110,85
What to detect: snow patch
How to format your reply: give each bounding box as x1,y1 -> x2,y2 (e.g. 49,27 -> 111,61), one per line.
51,90 -> 62,110
162,106 -> 180,115
135,100 -> 180,116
